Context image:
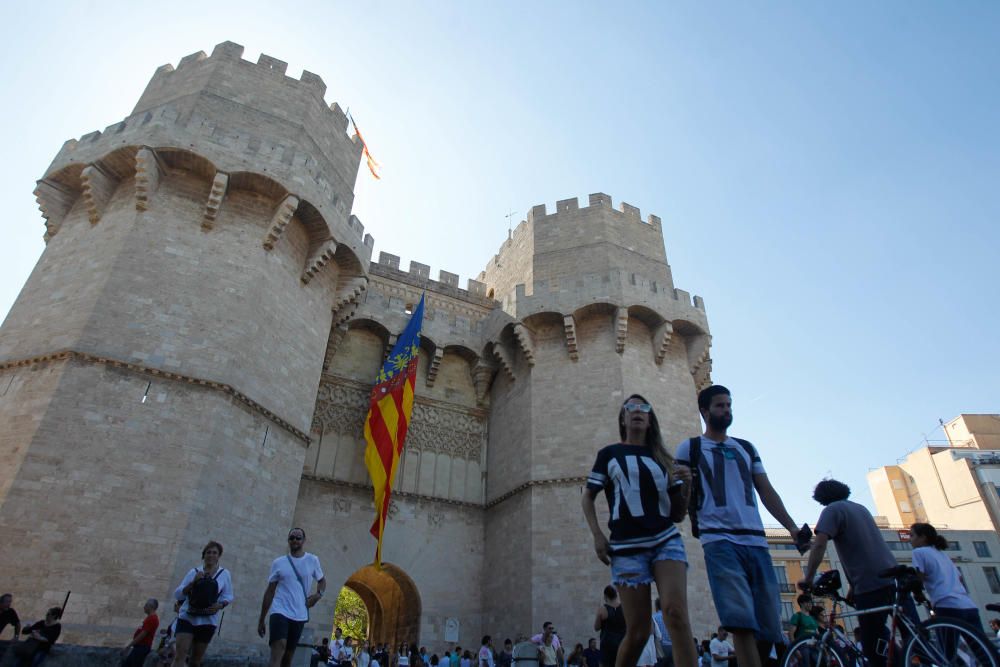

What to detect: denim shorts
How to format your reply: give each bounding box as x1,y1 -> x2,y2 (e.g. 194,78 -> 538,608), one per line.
610,535 -> 687,587
703,539 -> 783,643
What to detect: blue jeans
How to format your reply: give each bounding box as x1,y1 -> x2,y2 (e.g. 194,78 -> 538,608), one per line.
702,539 -> 784,643
609,536 -> 687,587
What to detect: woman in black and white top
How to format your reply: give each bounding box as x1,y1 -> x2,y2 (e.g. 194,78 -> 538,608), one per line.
171,540 -> 234,667
582,395 -> 696,667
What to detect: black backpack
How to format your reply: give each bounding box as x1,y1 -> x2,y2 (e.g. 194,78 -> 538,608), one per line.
685,436 -> 757,538
187,568 -> 224,615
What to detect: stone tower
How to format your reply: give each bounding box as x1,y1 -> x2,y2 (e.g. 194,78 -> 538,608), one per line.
0,42 -> 717,656
0,42 -> 371,648
476,195 -> 715,642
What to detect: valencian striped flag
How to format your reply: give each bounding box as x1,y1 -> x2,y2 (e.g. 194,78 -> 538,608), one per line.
364,294 -> 425,568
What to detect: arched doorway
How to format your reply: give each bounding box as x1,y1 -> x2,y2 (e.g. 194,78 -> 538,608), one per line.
339,562 -> 422,648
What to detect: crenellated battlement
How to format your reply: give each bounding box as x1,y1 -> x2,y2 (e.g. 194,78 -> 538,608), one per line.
370,251 -> 491,304
525,192 -> 662,229
138,41 -> 346,132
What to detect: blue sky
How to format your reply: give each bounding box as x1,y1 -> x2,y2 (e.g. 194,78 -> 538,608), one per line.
1,2 -> 997,525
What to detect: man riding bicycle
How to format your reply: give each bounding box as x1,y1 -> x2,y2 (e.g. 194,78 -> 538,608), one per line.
799,479 -> 917,667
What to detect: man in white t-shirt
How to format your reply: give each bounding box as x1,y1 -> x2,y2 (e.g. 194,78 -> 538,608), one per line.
709,629 -> 735,667
258,527 -> 327,667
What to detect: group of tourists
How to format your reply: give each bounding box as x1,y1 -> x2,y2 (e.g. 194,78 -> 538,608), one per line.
582,384 -> 996,667
135,526 -> 325,667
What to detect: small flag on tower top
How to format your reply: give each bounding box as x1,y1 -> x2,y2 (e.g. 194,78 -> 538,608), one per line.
348,112 -> 381,180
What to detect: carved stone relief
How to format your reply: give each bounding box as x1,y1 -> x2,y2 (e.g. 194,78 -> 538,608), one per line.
311,378 -> 487,462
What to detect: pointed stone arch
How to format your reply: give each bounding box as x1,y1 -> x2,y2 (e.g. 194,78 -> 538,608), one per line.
340,562 -> 422,647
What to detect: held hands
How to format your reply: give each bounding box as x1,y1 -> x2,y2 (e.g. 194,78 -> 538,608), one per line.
794,524 -> 813,554
593,533 -> 610,565
672,465 -> 692,486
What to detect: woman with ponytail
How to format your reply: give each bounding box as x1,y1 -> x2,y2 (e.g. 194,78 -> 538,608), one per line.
910,523 -> 983,628
582,395 -> 695,667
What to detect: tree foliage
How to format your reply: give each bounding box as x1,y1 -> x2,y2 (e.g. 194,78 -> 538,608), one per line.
334,586 -> 369,640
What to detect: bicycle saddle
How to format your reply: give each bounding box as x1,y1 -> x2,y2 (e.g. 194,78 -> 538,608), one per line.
811,570 -> 842,595
878,565 -> 915,578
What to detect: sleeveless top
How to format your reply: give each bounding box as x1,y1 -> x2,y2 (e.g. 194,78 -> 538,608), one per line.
599,604 -> 626,663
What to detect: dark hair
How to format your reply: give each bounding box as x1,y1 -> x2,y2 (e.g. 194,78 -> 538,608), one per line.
602,586 -> 617,600
796,594 -> 811,606
697,385 -> 730,411
618,394 -> 673,479
482,636 -> 491,646
0,593 -> 11,603
505,639 -> 512,646
202,540 -> 224,557
813,479 -> 851,506
910,523 -> 948,550
289,527 -> 306,539
47,607 -> 63,620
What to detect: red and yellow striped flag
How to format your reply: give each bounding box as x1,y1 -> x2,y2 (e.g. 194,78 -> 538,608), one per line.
363,295 -> 424,567
348,113 -> 381,180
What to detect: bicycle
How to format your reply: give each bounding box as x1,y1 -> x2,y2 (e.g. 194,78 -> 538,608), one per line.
782,566 -> 999,667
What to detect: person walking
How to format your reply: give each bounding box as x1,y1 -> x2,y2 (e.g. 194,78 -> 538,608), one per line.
257,527 -> 327,667
910,522 -> 984,628
593,586 -> 626,667
479,636 -> 495,667
123,598 -> 160,667
651,598 -> 673,667
800,479 -> 916,667
677,385 -> 810,667
583,394 -> 696,667
171,540 -> 233,667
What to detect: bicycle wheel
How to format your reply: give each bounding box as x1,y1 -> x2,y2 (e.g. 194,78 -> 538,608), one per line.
782,637 -> 849,667
903,617 -> 999,667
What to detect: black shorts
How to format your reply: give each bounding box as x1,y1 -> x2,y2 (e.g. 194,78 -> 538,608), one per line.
269,613 -> 306,647
175,618 -> 217,644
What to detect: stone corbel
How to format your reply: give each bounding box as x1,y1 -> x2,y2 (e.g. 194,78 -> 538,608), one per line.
135,147 -> 165,211
512,323 -> 535,367
322,325 -> 348,372
34,179 -> 78,241
332,276 -> 368,316
472,361 -> 496,406
201,171 -> 229,230
491,343 -> 516,381
301,240 -> 338,284
426,348 -> 444,387
653,321 -> 674,365
563,315 -> 579,361
262,194 -> 300,250
686,333 -> 712,387
614,308 -> 629,353
81,163 -> 118,225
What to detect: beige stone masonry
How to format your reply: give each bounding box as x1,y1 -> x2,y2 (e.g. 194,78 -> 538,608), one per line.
615,306 -> 629,353
134,147 -> 163,211
80,163 -> 118,224
426,347 -> 444,387
262,194 -> 301,249
653,320 -> 674,365
301,239 -> 338,283
563,314 -> 579,360
33,179 -> 77,240
200,171 -> 229,230
512,323 -> 535,366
